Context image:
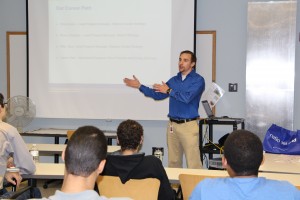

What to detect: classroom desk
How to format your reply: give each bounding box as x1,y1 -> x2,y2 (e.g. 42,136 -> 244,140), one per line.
165,167 -> 227,183
259,153 -> 300,174
26,144 -> 120,155
22,163 -> 300,187
21,128 -> 117,145
22,128 -> 117,162
22,163 -> 64,180
165,167 -> 300,186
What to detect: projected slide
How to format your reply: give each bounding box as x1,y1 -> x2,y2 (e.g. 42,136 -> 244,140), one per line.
48,0 -> 171,85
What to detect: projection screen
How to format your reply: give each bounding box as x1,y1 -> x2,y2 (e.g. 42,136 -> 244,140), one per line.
27,0 -> 196,120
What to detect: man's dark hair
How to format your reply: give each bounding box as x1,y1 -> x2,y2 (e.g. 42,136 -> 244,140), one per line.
117,119 -> 143,151
224,129 -> 263,176
0,93 -> 4,108
65,126 -> 107,177
180,50 -> 197,64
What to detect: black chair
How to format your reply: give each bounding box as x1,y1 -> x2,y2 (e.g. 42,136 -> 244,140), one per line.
2,178 -> 42,199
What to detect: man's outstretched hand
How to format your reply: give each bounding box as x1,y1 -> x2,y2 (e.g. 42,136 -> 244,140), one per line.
153,81 -> 169,93
123,75 -> 141,89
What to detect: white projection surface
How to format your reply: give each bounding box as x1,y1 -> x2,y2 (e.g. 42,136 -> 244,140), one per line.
28,0 -> 195,120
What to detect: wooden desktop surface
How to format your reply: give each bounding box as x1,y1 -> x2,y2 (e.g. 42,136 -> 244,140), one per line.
22,163 -> 300,186
166,167 -> 300,185
22,128 -> 117,138
26,144 -> 120,154
260,153 -> 300,174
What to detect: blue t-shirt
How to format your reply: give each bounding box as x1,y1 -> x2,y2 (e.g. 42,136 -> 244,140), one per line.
189,177 -> 300,200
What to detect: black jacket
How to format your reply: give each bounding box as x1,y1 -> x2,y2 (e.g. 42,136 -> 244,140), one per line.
101,153 -> 175,200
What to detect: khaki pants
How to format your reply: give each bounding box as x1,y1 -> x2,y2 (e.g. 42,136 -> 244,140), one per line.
167,120 -> 202,169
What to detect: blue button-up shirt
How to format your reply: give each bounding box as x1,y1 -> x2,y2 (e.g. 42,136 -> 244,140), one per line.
139,69 -> 205,119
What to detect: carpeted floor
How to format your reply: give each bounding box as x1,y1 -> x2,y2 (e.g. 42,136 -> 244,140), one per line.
37,179 -> 62,198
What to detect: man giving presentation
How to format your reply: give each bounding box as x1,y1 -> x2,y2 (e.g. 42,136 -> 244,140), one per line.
123,50 -> 205,169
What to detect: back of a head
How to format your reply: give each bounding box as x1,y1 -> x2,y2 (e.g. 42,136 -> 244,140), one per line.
224,130 -> 263,176
0,93 -> 4,108
117,119 -> 143,151
65,126 -> 107,177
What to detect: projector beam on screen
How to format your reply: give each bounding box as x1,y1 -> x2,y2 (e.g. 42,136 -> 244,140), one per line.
27,0 -> 196,120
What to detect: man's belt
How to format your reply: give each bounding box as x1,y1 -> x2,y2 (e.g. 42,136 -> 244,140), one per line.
169,117 -> 198,124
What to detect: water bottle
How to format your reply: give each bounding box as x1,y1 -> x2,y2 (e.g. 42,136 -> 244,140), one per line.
30,144 -> 39,163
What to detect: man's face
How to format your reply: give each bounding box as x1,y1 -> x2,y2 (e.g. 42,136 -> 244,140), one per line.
178,53 -> 195,75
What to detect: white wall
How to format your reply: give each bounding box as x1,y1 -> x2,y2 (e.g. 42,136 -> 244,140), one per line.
294,1 -> 300,130
197,0 -> 300,134
197,0 -> 248,139
0,0 -> 27,96
1,0 -> 300,166
197,0 -> 247,118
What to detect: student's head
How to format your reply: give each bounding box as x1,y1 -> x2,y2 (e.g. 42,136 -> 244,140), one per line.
223,129 -> 263,176
0,93 -> 6,120
0,93 -> 4,108
117,119 -> 143,151
64,126 -> 107,177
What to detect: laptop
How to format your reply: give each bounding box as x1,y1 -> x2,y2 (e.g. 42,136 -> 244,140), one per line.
202,100 -> 236,120
202,100 -> 215,118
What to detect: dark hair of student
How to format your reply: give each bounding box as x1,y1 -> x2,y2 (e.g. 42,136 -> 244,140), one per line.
65,126 -> 107,177
180,50 -> 197,64
117,119 -> 143,151
0,93 -> 4,108
224,129 -> 263,176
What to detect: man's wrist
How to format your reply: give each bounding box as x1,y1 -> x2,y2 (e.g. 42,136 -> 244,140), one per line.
166,88 -> 172,94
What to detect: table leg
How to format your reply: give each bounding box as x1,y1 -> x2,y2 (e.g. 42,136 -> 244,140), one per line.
233,124 -> 237,130
209,124 -> 213,160
107,138 -> 112,145
54,136 -> 59,163
27,179 -> 37,187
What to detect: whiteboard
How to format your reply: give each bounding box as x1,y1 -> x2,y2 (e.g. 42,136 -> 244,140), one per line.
6,32 -> 27,98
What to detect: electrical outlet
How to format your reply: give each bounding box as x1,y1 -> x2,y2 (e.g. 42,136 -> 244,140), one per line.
229,83 -> 238,92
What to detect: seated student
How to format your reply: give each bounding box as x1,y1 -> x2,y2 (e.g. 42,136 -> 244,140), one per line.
101,119 -> 175,200
0,93 -> 40,199
0,93 -> 36,174
190,129 -> 300,200
43,126 -> 131,200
